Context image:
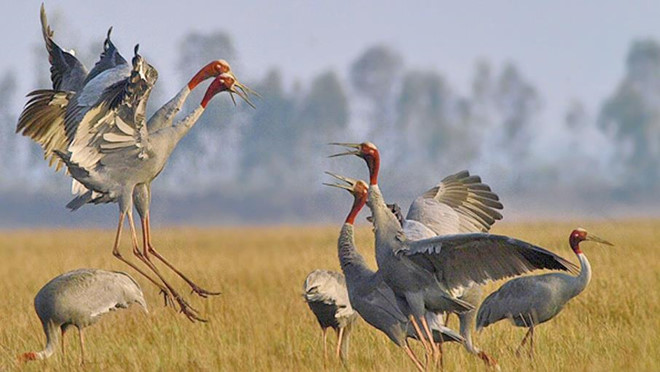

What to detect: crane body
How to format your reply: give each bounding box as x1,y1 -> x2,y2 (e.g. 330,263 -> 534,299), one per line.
19,268 -> 147,365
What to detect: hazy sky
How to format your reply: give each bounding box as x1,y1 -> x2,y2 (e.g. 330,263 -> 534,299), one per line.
3,1 -> 660,132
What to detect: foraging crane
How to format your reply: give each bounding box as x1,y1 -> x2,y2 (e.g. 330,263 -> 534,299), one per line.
330,142 -> 578,363
19,269 -> 147,365
325,172 -> 464,372
16,5 -> 255,322
303,270 -> 357,364
476,228 -> 612,357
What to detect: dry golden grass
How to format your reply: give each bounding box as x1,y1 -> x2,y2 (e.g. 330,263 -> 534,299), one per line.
1,221 -> 659,371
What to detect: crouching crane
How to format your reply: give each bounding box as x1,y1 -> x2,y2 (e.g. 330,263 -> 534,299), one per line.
303,270 -> 357,364
19,269 -> 147,365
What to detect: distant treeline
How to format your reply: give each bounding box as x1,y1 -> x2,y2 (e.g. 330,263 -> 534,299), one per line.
1,29 -> 659,225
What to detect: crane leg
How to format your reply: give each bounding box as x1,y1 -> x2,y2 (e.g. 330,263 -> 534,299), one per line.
321,328 -> 328,366
420,315 -> 441,364
515,327 -> 533,357
529,325 -> 535,359
112,212 -> 173,307
403,341 -> 425,372
409,315 -> 433,357
335,327 -> 344,360
141,212 -> 220,298
61,328 -> 66,356
77,327 -> 84,366
127,211 -> 206,322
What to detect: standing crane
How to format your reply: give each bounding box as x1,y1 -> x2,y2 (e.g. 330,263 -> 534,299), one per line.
16,5 -> 255,322
18,268 -> 148,365
389,170 -> 506,366
303,269 -> 357,364
330,142 -> 578,364
324,172 -> 464,372
476,228 -> 612,357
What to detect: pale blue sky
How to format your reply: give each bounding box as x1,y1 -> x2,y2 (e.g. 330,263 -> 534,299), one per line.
2,1 -> 660,132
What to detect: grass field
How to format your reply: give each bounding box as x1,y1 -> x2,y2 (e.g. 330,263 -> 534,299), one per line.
1,221 -> 659,371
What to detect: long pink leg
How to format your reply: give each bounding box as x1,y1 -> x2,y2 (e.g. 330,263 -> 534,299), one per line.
141,212 -> 220,297
127,211 -> 206,322
112,212 -> 170,303
403,341 -> 425,372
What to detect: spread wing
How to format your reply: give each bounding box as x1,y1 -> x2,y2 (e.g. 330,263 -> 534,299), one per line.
83,27 -> 127,86
406,171 -> 503,235
401,233 -> 579,291
65,48 -> 157,172
16,90 -> 73,171
40,4 -> 87,92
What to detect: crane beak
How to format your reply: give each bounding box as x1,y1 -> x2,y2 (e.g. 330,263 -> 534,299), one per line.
323,171 -> 358,191
226,73 -> 257,109
586,234 -> 614,246
328,142 -> 361,158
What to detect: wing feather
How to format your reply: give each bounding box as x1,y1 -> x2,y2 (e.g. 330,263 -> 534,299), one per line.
408,171 -> 504,235
402,233 -> 579,291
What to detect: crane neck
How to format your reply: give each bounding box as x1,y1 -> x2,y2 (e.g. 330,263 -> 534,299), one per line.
338,224 -> 373,280
367,185 -> 405,260
345,194 -> 366,225
147,85 -> 192,132
20,321 -> 58,362
572,251 -> 592,297
367,154 -> 380,186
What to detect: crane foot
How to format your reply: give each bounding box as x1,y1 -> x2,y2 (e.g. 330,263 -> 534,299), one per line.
160,289 -> 176,308
175,295 -> 207,323
190,286 -> 222,298
478,351 -> 500,370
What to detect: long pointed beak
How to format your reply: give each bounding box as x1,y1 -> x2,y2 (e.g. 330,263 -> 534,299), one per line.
586,234 -> 614,246
231,81 -> 257,109
328,142 -> 361,158
324,171 -> 358,186
323,171 -> 359,191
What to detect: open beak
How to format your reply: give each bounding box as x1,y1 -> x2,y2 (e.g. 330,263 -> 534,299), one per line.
586,234 -> 614,246
328,142 -> 361,158
323,171 -> 358,191
227,74 -> 258,109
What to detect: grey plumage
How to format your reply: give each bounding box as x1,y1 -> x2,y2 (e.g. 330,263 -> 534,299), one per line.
303,270 -> 357,363
17,4 -> 255,322
330,142 -> 578,365
325,175 -> 463,371
20,269 -> 147,364
476,228 -> 612,357
390,170 -> 505,362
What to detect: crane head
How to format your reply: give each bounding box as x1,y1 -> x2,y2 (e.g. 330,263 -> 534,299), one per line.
188,60 -> 232,90
329,142 -> 381,185
329,142 -> 378,159
201,73 -> 256,109
323,171 -> 368,200
569,228 -> 613,253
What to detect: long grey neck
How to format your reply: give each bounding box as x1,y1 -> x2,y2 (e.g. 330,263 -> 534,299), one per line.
170,105 -> 205,144
147,86 -> 192,132
36,321 -> 59,360
571,252 -> 592,298
368,185 -> 404,258
338,224 -> 374,280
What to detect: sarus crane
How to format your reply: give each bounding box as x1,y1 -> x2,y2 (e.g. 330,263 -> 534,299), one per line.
476,228 -> 612,357
18,268 -> 147,365
330,141 -> 578,364
324,172 -> 464,372
16,5 -> 255,322
303,269 -> 357,364
378,170 -> 506,368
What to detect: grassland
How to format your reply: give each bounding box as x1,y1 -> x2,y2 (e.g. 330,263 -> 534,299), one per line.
1,221 -> 659,371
